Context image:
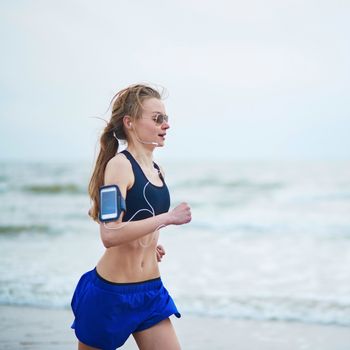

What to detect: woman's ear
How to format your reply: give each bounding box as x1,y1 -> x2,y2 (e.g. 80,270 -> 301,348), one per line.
123,115 -> 133,129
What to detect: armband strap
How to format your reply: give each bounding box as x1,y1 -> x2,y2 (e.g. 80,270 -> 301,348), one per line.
115,185 -> 126,214
119,195 -> 126,213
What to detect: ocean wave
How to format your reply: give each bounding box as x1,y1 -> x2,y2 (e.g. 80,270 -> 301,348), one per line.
22,184 -> 84,194
186,220 -> 272,234
178,294 -> 350,327
0,225 -> 50,235
1,292 -> 349,327
0,183 -> 8,193
174,179 -> 284,191
313,193 -> 350,202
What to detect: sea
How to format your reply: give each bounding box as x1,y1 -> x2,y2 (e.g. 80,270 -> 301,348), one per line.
0,159 -> 349,327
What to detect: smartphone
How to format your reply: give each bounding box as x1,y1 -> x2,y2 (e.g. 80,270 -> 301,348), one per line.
99,185 -> 120,222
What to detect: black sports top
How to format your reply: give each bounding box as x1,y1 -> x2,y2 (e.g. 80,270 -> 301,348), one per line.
121,150 -> 171,222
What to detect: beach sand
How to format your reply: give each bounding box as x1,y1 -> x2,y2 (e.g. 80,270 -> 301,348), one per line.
0,305 -> 349,350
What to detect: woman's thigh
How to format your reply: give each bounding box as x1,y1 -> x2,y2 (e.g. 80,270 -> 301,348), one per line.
133,318 -> 181,350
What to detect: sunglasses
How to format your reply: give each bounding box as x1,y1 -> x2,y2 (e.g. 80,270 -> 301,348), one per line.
149,113 -> 169,125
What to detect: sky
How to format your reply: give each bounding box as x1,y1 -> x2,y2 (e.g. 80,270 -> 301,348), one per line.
1,0 -> 349,162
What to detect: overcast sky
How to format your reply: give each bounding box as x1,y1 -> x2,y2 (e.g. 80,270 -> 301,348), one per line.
1,0 -> 349,162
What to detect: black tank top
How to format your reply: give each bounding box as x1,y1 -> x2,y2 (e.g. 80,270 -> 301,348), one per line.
121,150 -> 171,222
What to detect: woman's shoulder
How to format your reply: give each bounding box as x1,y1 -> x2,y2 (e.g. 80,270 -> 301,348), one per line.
104,152 -> 133,184
107,151 -> 130,166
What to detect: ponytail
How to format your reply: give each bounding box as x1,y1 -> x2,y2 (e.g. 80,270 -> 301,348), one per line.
88,125 -> 119,221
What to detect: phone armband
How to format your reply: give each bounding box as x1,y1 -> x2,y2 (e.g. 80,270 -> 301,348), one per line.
99,185 -> 126,223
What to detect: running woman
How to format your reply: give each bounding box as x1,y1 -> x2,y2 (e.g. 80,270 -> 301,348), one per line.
71,84 -> 191,350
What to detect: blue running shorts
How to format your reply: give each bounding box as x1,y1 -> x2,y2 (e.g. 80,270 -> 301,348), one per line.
71,268 -> 181,350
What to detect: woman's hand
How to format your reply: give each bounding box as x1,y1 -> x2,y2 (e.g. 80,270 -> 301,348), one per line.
156,244 -> 166,262
167,202 -> 192,225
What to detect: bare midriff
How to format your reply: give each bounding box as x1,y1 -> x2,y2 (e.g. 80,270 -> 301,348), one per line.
96,231 -> 160,283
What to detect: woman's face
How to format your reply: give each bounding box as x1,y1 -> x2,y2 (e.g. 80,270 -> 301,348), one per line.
133,97 -> 170,147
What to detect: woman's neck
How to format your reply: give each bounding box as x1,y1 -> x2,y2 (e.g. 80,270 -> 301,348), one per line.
126,145 -> 154,170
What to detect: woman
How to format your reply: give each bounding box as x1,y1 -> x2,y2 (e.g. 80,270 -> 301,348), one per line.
71,84 -> 191,350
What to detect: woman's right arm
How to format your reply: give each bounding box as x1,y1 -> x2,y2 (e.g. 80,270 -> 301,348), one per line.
99,155 -> 191,248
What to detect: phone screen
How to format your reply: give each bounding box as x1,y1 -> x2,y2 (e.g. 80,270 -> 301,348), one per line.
100,187 -> 119,222
101,190 -> 117,215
